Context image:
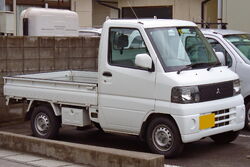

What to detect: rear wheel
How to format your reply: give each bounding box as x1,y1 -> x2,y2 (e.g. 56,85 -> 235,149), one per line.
146,117 -> 184,158
245,102 -> 250,130
210,131 -> 239,144
31,105 -> 60,139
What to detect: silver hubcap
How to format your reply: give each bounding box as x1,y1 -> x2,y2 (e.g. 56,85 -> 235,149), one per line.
152,125 -> 173,152
35,113 -> 50,136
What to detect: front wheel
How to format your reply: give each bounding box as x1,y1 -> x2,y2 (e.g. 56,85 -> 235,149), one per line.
210,131 -> 239,144
245,102 -> 250,130
31,105 -> 60,139
146,117 -> 184,158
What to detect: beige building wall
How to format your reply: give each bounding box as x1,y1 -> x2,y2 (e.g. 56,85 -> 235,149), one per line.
222,0 -> 250,32
204,0 -> 217,27
92,1 -> 118,27
118,0 -> 201,22
71,0 -> 117,28
71,0 -> 92,28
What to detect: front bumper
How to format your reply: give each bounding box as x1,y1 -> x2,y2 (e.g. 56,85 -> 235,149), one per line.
171,95 -> 245,143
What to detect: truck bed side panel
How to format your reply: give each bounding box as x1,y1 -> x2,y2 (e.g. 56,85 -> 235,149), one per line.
4,71 -> 98,106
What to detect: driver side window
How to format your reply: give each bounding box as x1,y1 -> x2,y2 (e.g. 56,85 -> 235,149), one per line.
108,28 -> 148,68
185,36 -> 210,63
207,38 -> 233,67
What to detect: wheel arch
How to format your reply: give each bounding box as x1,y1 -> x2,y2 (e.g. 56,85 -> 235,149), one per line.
139,113 -> 180,141
25,100 -> 61,120
244,95 -> 250,105
244,95 -> 250,129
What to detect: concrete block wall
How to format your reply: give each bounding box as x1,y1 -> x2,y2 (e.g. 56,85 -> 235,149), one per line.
0,36 -> 99,123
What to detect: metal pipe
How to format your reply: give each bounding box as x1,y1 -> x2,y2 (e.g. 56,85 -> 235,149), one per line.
13,0 -> 16,35
96,0 -> 120,18
218,0 -> 223,29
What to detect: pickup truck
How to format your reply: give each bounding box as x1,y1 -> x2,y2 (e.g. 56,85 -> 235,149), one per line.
202,29 -> 250,130
4,19 -> 245,157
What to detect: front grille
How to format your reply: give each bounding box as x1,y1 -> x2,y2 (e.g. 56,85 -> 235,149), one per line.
212,109 -> 230,128
198,81 -> 233,102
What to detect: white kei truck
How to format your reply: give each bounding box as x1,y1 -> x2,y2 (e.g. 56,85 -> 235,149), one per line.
202,29 -> 250,130
3,19 -> 245,157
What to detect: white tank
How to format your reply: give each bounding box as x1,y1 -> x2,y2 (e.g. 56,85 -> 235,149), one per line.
20,8 -> 79,36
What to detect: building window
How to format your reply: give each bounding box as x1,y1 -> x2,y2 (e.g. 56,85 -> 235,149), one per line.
1,0 -> 13,11
14,0 -> 70,9
122,6 -> 173,19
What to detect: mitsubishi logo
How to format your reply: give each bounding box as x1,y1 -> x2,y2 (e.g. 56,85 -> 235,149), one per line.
216,88 -> 221,95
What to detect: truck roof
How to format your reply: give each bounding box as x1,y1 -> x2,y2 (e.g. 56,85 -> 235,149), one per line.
201,29 -> 248,36
105,19 -> 197,28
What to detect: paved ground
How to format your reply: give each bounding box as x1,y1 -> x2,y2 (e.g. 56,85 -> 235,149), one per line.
0,148 -> 87,167
0,158 -> 33,167
0,122 -> 250,167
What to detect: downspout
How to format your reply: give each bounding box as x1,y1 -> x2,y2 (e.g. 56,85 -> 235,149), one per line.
96,0 -> 120,18
217,0 -> 223,29
13,0 -> 16,35
201,0 -> 211,28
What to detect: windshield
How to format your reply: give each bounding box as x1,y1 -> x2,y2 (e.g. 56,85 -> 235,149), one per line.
146,27 -> 219,72
224,34 -> 250,63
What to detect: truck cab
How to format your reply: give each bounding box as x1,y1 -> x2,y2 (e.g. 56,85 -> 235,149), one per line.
4,19 -> 245,157
97,19 -> 245,156
202,29 -> 250,130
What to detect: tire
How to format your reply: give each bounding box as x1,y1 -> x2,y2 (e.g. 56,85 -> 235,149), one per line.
210,131 -> 239,144
146,117 -> 184,158
31,105 -> 60,139
244,102 -> 250,130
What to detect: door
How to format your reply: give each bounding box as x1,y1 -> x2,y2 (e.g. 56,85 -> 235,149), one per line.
206,36 -> 236,71
98,27 -> 156,134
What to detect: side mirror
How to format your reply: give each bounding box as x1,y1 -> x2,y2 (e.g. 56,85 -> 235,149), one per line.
216,52 -> 226,65
135,53 -> 153,71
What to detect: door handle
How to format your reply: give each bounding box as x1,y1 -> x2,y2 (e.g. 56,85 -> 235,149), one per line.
102,71 -> 112,77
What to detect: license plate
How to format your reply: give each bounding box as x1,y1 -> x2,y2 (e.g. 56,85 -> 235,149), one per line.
199,113 -> 215,130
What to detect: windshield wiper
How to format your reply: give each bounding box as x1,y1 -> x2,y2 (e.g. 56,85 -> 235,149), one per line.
177,64 -> 192,74
190,62 -> 211,68
207,62 -> 221,71
177,63 -> 210,74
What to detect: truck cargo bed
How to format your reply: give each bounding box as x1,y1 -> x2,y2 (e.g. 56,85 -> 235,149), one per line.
4,71 -> 98,107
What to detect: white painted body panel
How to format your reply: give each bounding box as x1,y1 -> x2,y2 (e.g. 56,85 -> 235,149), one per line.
155,66 -> 239,102
62,107 -> 91,127
4,71 -> 98,107
155,95 -> 245,143
98,20 -> 158,134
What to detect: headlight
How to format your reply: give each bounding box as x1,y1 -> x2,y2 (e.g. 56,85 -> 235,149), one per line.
233,79 -> 241,95
171,86 -> 200,104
